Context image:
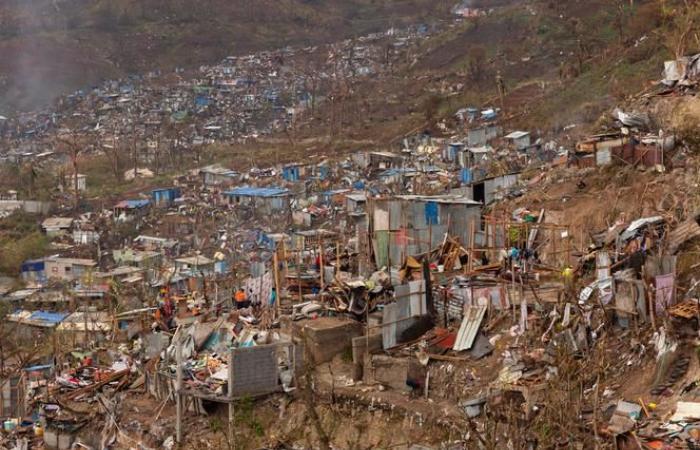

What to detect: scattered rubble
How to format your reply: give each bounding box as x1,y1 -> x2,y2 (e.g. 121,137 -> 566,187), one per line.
3,12 -> 700,450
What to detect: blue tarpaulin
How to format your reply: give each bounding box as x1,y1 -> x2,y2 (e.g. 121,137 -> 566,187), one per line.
21,260 -> 45,273
460,168 -> 473,184
115,199 -> 150,209
379,168 -> 417,178
29,311 -> 68,326
256,231 -> 275,249
318,166 -> 330,180
282,166 -> 300,182
195,95 -> 210,107
425,201 -> 439,225
224,187 -> 289,198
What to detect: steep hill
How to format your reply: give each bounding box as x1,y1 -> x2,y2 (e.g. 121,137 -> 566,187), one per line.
284,0 -> 697,147
0,0 -> 451,112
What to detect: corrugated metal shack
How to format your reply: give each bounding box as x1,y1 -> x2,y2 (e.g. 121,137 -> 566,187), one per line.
151,187 -> 182,207
199,165 -> 239,186
114,199 -> 151,221
223,187 -> 291,216
575,133 -> 671,169
369,195 -> 482,268
467,124 -> 502,147
465,172 -> 520,205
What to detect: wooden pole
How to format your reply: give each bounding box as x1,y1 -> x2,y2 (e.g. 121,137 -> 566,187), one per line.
468,219 -> 476,273
566,226 -> 572,268
319,241 -> 325,292
84,303 -> 88,347
387,204 -> 392,270
335,242 -> 341,280
176,334 -> 183,443
282,239 -> 289,278
511,257 -> 517,322
273,248 -> 281,317
228,349 -> 234,398
297,250 -> 303,303
428,219 -> 432,264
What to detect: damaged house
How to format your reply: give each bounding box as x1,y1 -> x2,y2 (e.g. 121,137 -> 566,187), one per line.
369,194 -> 482,268
223,186 -> 291,217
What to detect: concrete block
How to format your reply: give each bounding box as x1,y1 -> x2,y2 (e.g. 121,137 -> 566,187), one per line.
367,354 -> 409,391
366,354 -> 426,392
351,333 -> 382,364
297,317 -> 363,364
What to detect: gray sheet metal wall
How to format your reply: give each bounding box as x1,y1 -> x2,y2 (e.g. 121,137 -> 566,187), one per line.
231,345 -> 279,396
484,174 -> 518,204
382,281 -> 426,349
444,203 -> 480,247
371,197 -> 482,267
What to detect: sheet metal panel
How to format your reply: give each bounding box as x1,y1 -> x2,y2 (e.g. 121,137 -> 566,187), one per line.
474,230 -> 485,248
655,273 -> 675,316
596,251 -> 611,281
453,305 -> 487,351
486,222 -> 506,248
389,232 -> 404,267
445,204 -> 470,246
416,228 -> 429,254
435,294 -> 464,321
396,297 -> 412,340
382,302 -> 398,349
409,280 -> 426,316
389,200 -> 402,230
382,284 -> 423,349
231,345 -> 279,396
373,231 -> 389,268
394,284 -> 410,300
431,225 -> 447,248
595,148 -> 612,166
412,201 -> 427,229
374,203 -> 390,231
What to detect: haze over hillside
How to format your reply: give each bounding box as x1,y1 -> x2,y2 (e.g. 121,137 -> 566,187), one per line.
0,0 -> 451,112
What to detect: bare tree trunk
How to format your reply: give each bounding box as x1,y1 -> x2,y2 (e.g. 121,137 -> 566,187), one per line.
73,157 -> 79,211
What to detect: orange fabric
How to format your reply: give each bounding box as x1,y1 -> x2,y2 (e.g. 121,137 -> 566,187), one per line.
234,291 -> 247,303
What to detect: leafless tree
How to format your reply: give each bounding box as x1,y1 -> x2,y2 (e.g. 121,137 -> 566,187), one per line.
56,130 -> 88,211
102,129 -> 126,181
667,0 -> 700,59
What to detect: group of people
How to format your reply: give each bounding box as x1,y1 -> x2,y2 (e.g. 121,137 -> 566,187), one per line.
151,286 -> 278,328
233,287 -> 277,310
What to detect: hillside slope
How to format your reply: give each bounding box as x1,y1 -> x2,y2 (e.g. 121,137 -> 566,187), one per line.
284,0 -> 695,147
0,0 -> 451,112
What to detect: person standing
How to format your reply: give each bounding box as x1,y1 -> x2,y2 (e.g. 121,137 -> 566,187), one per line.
269,287 -> 277,308
234,288 -> 249,309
